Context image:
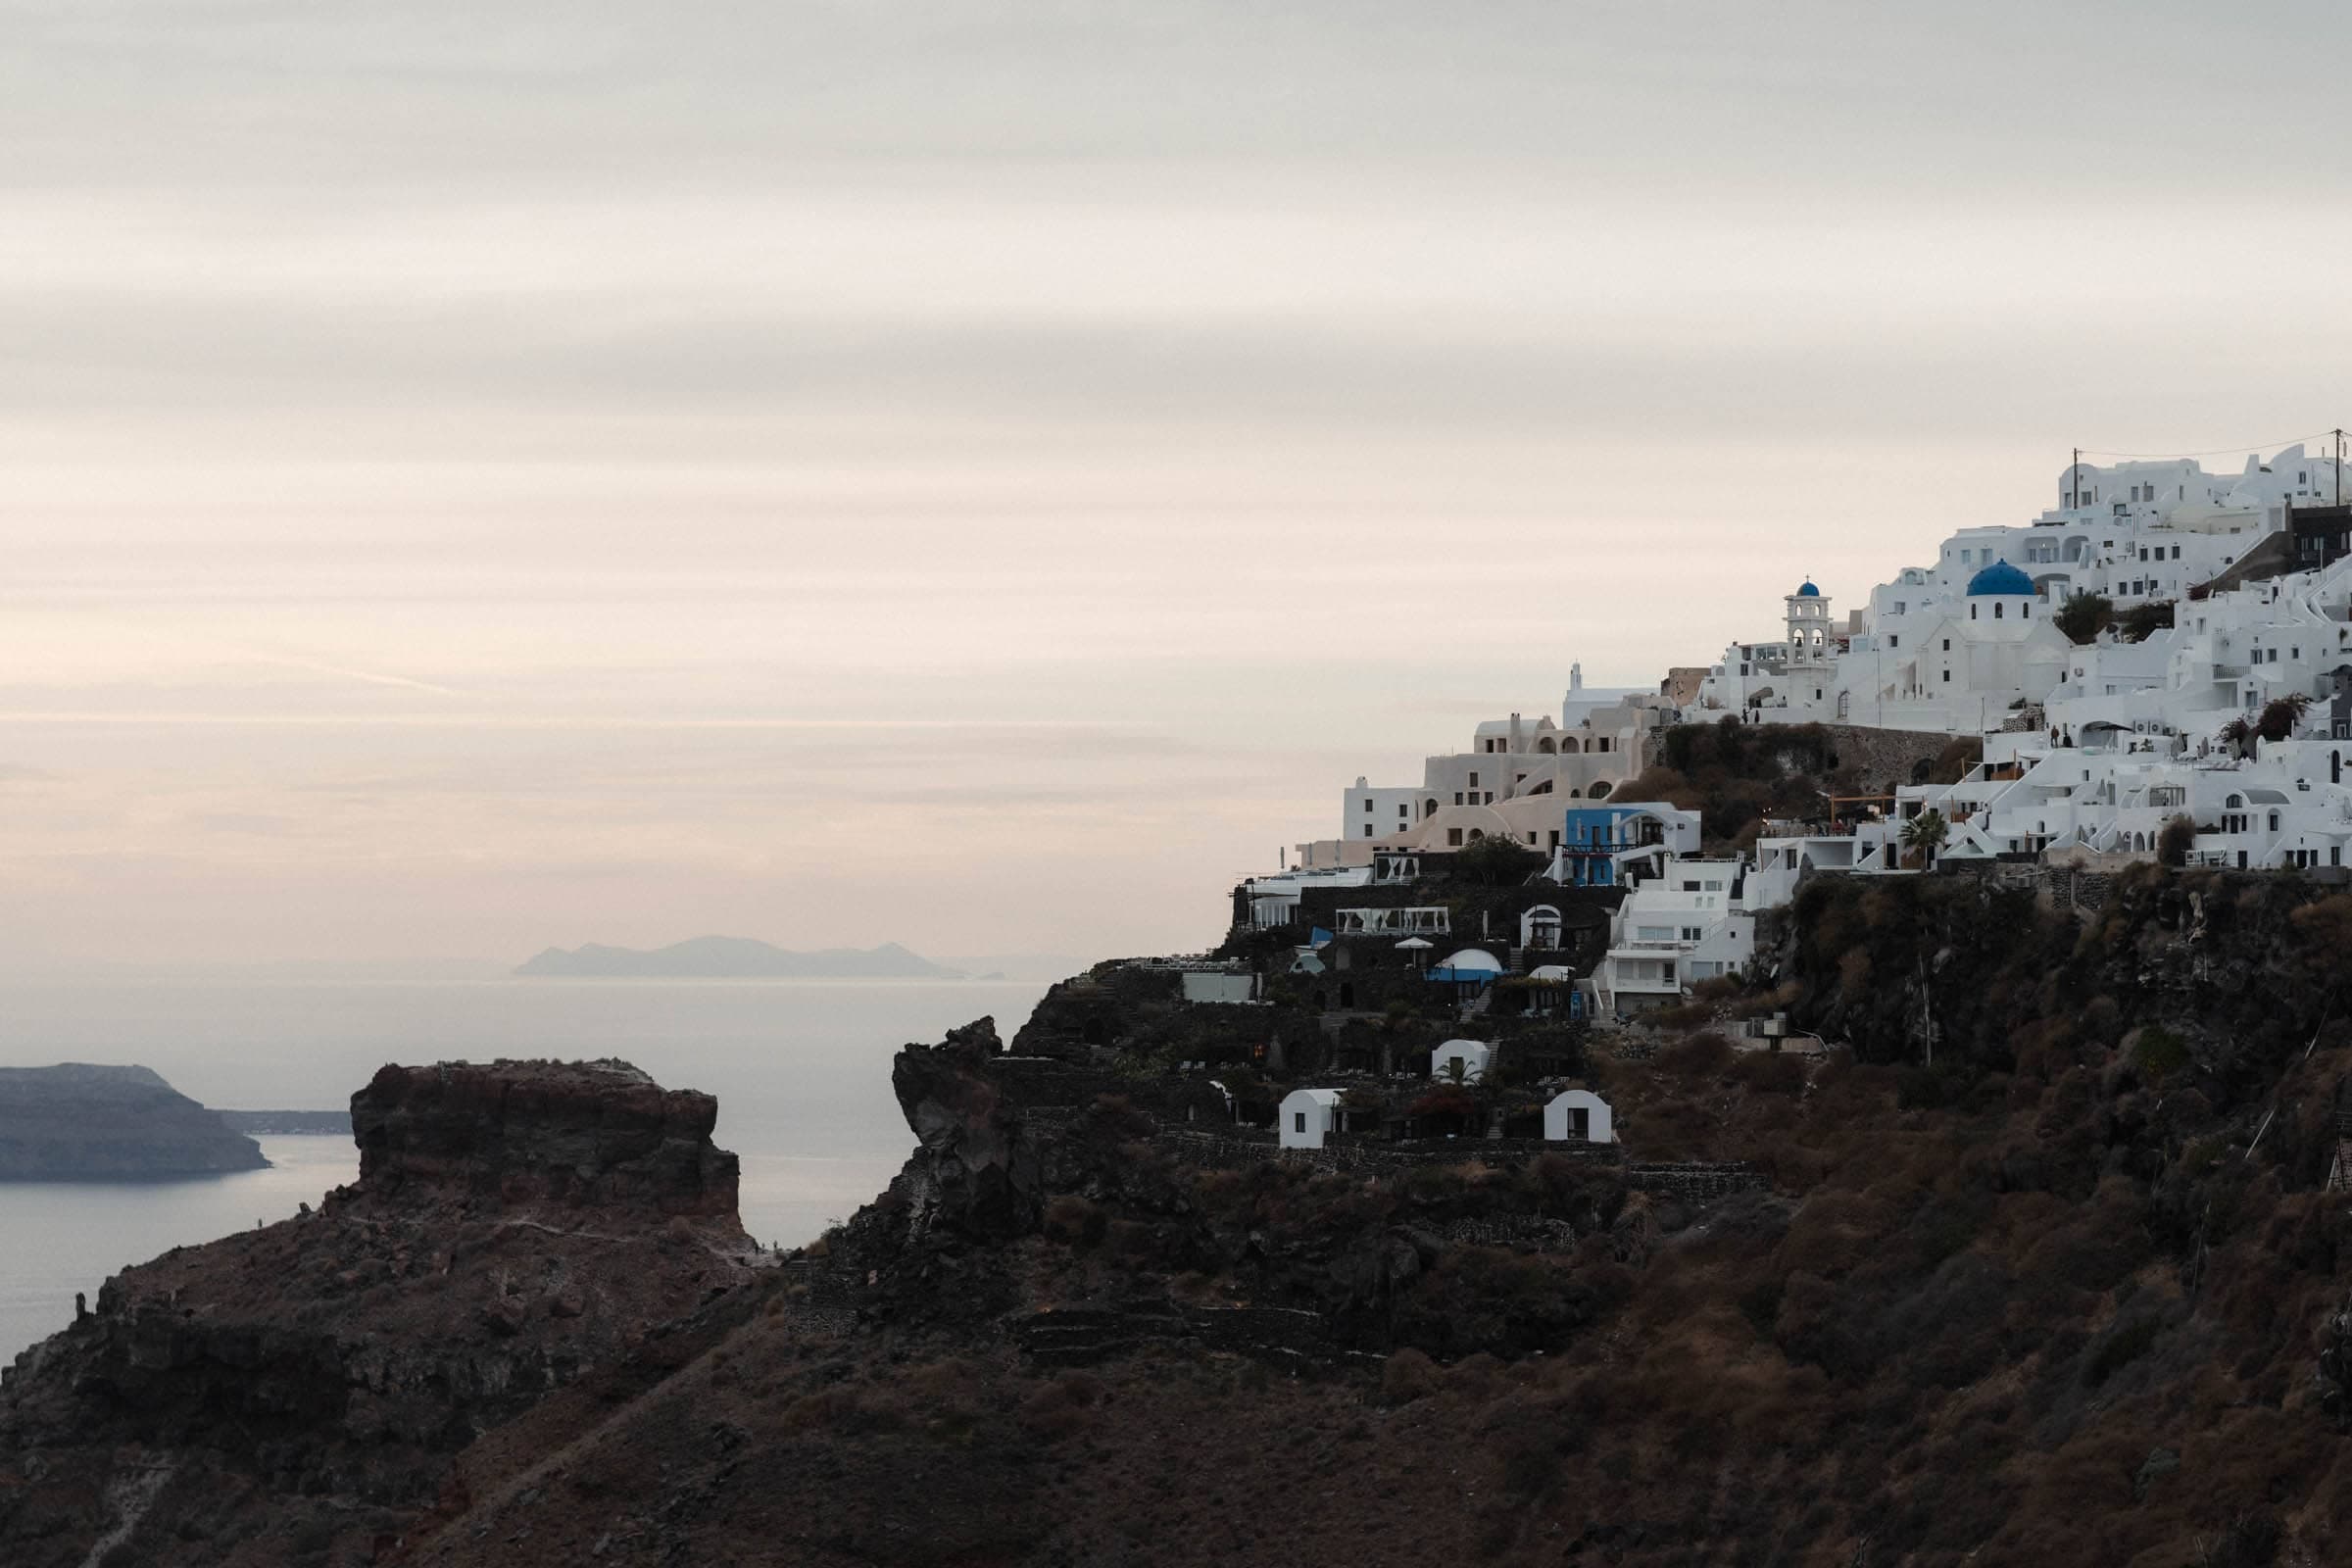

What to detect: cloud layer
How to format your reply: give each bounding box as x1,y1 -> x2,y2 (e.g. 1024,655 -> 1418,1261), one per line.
7,0 -> 2350,965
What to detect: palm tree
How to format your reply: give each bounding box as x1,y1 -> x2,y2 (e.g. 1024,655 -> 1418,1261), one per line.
1900,808 -> 1948,868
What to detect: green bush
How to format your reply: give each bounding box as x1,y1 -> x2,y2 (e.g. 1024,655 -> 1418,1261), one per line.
2055,591 -> 2114,644
2117,599 -> 2174,642
2131,1026 -> 2190,1085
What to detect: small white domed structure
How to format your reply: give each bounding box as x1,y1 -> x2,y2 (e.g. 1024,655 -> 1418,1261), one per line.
1279,1087 -> 1341,1149
1544,1089 -> 1614,1144
1432,1039 -> 1493,1084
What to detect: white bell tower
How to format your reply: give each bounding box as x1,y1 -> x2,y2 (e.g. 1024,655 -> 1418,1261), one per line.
1785,579 -> 1831,665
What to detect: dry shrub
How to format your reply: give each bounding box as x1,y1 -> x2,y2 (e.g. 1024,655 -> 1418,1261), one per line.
1446,1351 -> 1507,1401
1773,1191 -> 1896,1279
1043,1194 -> 1106,1249
1478,1389 -> 1571,1500
1380,1347 -> 1442,1405
1729,1051 -> 1808,1096
776,1386 -> 864,1434
1017,1370 -> 1104,1442
2078,995 -> 2123,1050
1648,1000 -> 1714,1032
1658,1032 -> 1735,1078
1088,1092 -> 1155,1133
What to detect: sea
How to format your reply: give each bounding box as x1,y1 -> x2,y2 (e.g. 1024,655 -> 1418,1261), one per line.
0,976 -> 1050,1368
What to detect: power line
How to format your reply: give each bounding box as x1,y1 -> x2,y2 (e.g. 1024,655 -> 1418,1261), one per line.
2071,430 -> 2341,461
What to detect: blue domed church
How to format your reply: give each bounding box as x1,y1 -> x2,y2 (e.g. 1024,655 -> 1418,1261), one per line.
1697,560 -> 2072,732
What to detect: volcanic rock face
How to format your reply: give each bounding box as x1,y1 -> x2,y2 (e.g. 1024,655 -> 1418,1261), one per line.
0,1059 -> 754,1568
0,1063 -> 266,1179
350,1058 -> 740,1218
889,1017 -> 1044,1241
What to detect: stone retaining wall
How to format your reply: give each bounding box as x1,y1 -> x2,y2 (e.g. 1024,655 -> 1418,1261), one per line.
1146,1123 -> 1762,1201
1625,1161 -> 1760,1201
1815,722 -> 1971,788
1012,1300 -> 1380,1371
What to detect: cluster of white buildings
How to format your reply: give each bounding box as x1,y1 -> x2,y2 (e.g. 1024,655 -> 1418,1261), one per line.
1250,441 -> 2352,1019
1697,445 -> 2347,733
1295,664 -> 1672,870
1276,1080 -> 1615,1149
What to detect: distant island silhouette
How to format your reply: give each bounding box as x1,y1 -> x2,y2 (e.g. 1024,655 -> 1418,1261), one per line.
0,1063 -> 269,1180
514,937 -> 963,979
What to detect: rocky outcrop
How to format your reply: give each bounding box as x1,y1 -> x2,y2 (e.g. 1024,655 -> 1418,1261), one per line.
0,1059 -> 754,1568
889,1017 -> 1044,1240
350,1058 -> 739,1218
0,1064 -> 266,1180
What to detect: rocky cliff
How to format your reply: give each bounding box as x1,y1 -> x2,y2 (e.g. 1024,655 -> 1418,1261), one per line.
349,1058 -> 740,1218
0,1058 -> 754,1568
0,1064 -> 266,1179
19,874 -> 2352,1565
400,881 -> 2352,1567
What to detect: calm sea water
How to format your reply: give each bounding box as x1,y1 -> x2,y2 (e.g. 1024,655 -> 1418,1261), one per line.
0,978 -> 1049,1366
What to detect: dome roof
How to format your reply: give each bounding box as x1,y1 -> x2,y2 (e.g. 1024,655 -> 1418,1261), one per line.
1793,580 -> 1821,597
1966,559 -> 2034,596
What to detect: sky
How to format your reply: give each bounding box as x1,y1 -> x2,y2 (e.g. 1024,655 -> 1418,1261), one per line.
7,0 -> 2352,969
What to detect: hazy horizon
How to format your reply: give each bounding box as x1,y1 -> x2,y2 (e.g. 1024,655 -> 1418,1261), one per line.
10,1 -> 2352,966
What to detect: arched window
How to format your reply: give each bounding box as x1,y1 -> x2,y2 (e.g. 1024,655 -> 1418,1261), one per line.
1994,603 -> 2004,619
2270,811 -> 2281,831
1971,604 -> 1979,619
1424,799 -> 1439,818
1538,738 -> 1555,754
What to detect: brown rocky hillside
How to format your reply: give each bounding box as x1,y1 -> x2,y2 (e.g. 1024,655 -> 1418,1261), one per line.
13,871 -> 2352,1564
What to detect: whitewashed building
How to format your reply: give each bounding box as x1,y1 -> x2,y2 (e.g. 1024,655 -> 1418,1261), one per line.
1693,447 -> 2343,736
1278,1088 -> 1342,1150
1430,1039 -> 1494,1084
1297,671 -> 1667,867
1544,1089 -> 1615,1145
1592,858 -> 1756,1013
1885,729 -> 2352,873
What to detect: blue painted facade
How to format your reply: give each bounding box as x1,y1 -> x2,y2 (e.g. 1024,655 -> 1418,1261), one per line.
1556,805 -> 1664,886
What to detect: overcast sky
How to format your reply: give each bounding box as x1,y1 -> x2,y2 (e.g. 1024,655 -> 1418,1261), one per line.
7,1 -> 2351,968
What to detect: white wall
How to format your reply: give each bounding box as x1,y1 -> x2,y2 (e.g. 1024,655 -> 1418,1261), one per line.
1544,1089 -> 1614,1144
1180,972 -> 1256,1004
1431,1040 -> 1493,1084
1279,1089 -> 1338,1150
